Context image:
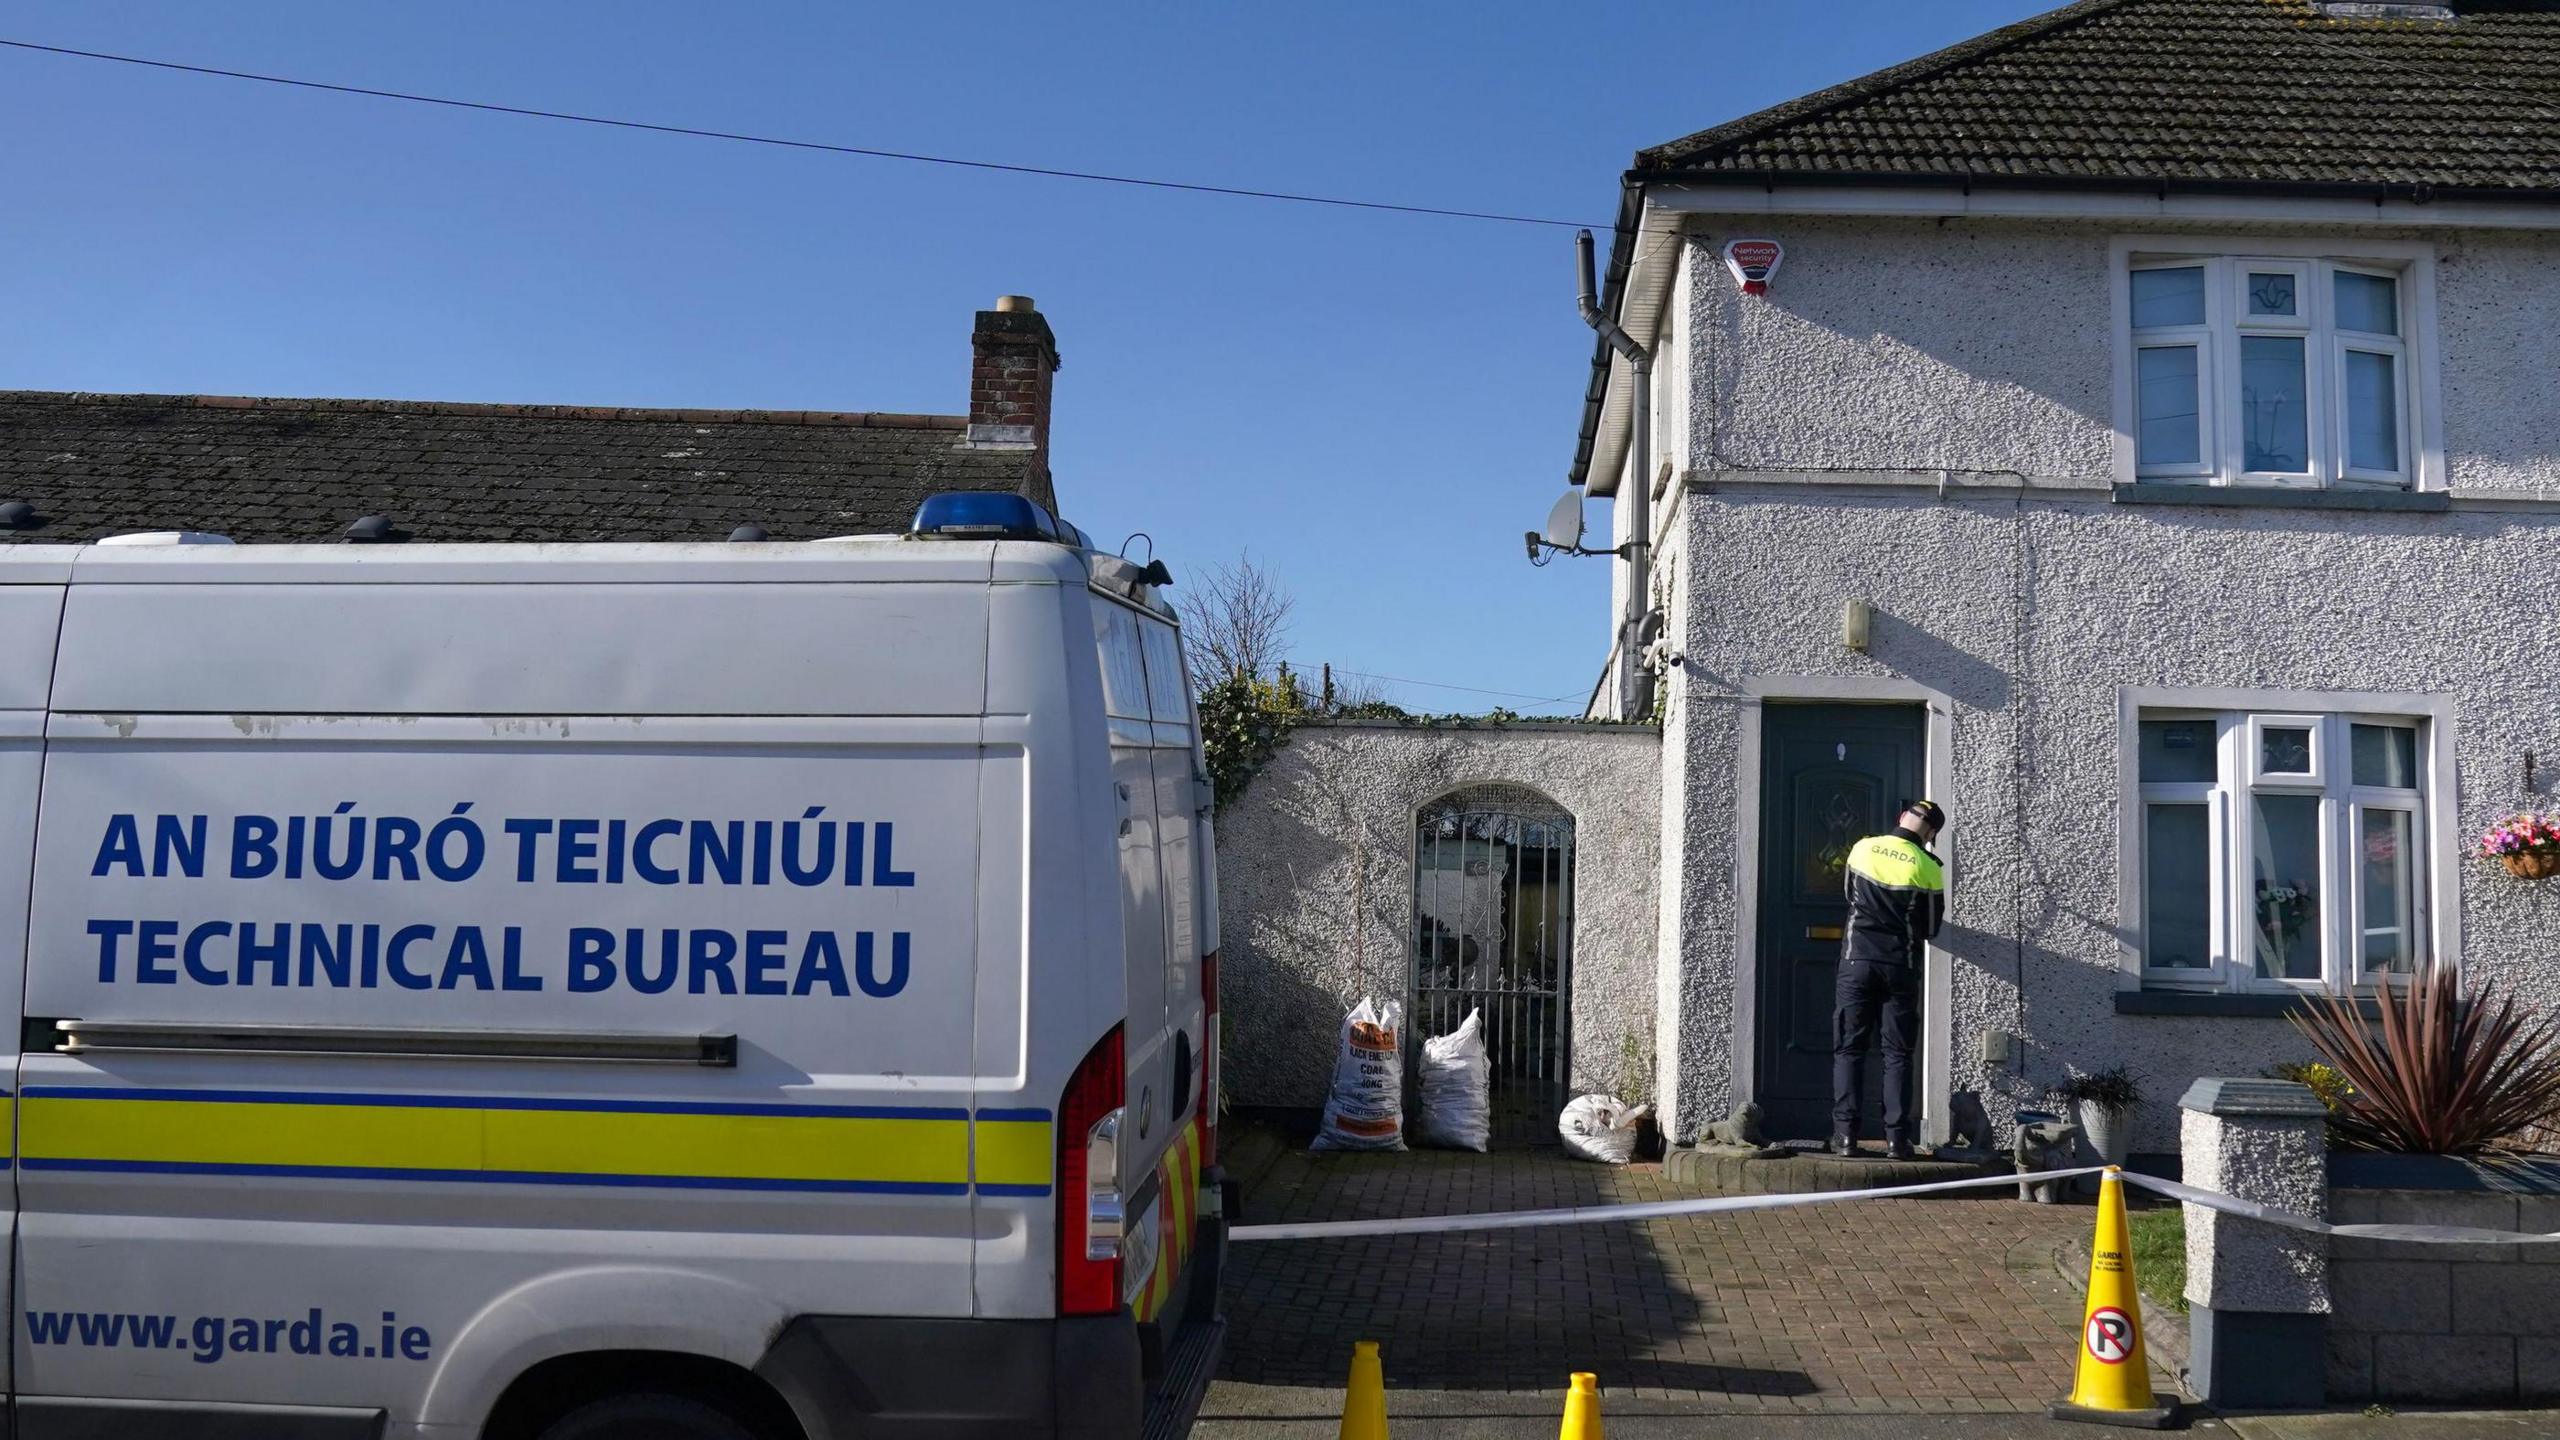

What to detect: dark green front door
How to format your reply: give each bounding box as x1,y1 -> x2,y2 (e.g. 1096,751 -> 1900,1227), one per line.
1753,703 -> 1926,1140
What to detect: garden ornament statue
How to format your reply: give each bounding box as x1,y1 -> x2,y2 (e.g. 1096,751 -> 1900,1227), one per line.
1700,1101 -> 1789,1159
2013,1109 -> 2082,1203
1934,1090 -> 2000,1159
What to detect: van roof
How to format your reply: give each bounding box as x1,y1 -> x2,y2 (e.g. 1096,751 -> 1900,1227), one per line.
0,539 -> 1095,588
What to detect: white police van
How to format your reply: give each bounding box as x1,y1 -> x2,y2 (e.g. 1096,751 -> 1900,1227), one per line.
0,493 -> 1226,1439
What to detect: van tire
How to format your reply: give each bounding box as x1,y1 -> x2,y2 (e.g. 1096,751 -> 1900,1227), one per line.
535,1393 -> 767,1440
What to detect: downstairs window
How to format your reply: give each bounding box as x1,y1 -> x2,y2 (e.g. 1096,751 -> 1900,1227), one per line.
2136,709 -> 2430,993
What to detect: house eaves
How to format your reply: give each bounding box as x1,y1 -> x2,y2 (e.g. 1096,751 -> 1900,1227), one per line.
1567,0 -> 2560,494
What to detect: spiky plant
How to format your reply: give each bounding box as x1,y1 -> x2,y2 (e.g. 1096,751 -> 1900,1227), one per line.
2054,1065 -> 2142,1116
2292,968 -> 2560,1155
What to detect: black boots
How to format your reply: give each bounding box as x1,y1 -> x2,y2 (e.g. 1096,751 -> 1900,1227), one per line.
1827,1133 -> 1854,1157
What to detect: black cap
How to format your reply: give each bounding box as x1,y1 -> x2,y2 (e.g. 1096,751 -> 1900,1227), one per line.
1904,799 -> 1947,832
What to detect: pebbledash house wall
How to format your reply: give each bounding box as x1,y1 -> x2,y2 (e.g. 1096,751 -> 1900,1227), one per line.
1635,214 -> 2560,1152
1214,721 -> 1661,1112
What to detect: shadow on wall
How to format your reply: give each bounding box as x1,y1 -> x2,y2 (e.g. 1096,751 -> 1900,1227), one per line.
1867,609 -> 2012,711
1225,926 -> 1375,1112
1711,224 -> 2112,439
1220,751 -> 1414,1111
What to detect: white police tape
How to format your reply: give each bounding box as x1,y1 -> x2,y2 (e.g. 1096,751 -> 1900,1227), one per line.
2122,1171 -> 2560,1247
1230,1164 -> 2111,1242
1229,1164 -> 2560,1246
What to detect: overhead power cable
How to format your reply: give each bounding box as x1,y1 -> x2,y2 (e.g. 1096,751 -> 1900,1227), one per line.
0,38 -> 1606,231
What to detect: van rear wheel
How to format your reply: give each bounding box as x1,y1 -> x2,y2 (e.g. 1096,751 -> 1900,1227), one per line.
535,1393 -> 768,1440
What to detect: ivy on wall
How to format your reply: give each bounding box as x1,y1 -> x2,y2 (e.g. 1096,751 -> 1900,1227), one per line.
1199,662 -> 1648,814
1199,668 -> 1310,813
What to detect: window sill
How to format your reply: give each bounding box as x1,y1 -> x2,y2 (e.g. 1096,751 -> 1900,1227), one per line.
2112,483 -> 2449,513
2116,989 -> 2383,1019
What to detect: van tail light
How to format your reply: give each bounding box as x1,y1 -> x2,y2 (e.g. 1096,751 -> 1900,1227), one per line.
1200,951 -> 1220,1168
1056,1025 -> 1126,1317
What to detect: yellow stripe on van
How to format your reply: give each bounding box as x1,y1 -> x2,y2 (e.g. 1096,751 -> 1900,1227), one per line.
972,1115 -> 1055,1193
15,1088 -> 1024,1196
1133,1119 -> 1206,1324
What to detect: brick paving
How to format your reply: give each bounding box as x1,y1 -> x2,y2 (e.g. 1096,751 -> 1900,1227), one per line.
1214,1130 -> 2110,1416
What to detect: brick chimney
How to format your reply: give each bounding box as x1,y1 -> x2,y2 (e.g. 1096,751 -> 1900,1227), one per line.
966,295 -> 1061,506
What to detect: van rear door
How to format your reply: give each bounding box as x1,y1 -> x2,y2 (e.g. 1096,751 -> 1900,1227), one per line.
1091,597 -> 1172,1310
13,551 -> 1001,1431
1132,617 -> 1206,1328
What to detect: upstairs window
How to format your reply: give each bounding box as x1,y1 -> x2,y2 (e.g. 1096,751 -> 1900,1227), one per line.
2129,257 -> 2414,489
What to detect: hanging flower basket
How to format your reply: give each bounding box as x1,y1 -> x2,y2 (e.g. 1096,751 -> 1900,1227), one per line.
2480,812 -> 2560,879
2503,850 -> 2560,881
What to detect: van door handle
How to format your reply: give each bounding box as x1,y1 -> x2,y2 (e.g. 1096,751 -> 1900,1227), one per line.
1117,783 -> 1133,836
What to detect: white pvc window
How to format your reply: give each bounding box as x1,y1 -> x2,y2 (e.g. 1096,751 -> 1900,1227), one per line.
2135,710 -> 2429,992
2129,257 -> 2413,488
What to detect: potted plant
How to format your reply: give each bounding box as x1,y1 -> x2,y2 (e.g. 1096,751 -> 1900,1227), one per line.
2054,1066 -> 2142,1176
2480,811 -> 2560,880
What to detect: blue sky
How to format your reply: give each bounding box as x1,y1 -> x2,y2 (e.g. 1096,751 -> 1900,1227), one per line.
4,1 -> 2050,713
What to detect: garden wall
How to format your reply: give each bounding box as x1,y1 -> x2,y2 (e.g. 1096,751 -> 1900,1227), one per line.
1214,719 -> 1661,1112
2324,1158 -> 2560,1405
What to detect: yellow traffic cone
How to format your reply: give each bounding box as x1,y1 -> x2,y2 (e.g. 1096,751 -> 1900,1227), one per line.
1338,1339 -> 1387,1440
2048,1169 -> 2179,1429
1558,1371 -> 1603,1439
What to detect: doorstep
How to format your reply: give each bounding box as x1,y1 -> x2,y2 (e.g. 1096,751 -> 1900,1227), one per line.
1666,1142 -> 2009,1196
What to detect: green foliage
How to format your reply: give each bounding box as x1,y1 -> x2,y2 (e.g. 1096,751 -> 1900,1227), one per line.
2054,1065 -> 2142,1115
1197,666 -> 1310,813
1196,667 -> 1622,812
2270,1060 -> 2355,1114
2270,1059 -> 2360,1150
1605,1029 -> 1654,1105
2124,1207 -> 2189,1315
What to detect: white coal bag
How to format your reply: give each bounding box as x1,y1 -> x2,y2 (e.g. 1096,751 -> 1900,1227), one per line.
1311,997 -> 1406,1152
1558,1093 -> 1652,1165
1414,1008 -> 1491,1152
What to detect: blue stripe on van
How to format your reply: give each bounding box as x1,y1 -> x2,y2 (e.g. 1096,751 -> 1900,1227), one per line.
973,1107 -> 1053,1122
19,1086 -> 968,1122
21,1156 -> 971,1196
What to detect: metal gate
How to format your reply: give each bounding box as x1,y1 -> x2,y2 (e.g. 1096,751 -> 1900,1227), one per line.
1410,785 -> 1574,1145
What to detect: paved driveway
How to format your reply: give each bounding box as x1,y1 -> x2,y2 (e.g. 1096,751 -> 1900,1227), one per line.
1199,1130 -> 2131,1433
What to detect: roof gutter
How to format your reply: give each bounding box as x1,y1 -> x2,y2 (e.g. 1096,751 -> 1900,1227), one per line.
1566,174 -> 1649,494
1636,167 -> 2560,207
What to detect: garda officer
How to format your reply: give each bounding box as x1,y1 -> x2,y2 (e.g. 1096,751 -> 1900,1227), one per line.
1832,799 -> 1945,1160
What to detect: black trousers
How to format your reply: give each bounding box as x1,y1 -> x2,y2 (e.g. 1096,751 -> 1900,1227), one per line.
1831,958 -> 1919,1140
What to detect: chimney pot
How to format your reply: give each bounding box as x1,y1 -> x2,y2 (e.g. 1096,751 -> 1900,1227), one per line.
966,300 -> 1062,514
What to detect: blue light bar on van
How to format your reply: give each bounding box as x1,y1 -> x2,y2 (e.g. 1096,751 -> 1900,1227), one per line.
909,492 -> 1089,548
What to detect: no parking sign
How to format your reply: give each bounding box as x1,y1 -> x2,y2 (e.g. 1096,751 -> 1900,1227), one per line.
2083,1306 -> 2135,1366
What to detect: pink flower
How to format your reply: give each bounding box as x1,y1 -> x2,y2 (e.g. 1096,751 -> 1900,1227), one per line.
2482,811 -> 2560,859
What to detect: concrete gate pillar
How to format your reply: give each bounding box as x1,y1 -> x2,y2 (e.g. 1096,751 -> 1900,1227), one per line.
2178,1078 -> 2330,1408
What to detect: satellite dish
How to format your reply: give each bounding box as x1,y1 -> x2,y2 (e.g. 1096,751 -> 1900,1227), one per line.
1542,489 -> 1585,550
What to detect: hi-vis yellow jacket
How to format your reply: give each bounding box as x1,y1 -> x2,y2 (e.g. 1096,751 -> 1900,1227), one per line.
1842,828 -> 1945,966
